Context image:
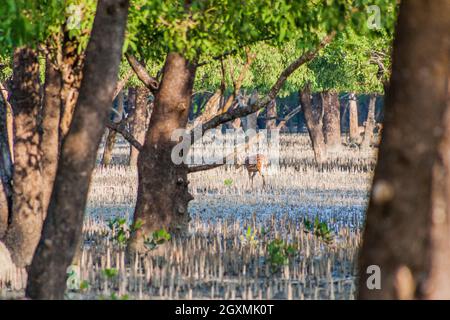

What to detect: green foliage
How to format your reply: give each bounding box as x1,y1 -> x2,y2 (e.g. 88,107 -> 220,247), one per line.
304,217 -> 334,244
143,228 -> 172,250
266,239 -> 297,272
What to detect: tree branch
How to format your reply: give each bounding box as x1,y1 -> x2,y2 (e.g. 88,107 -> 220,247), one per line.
112,68 -> 133,99
187,131 -> 263,173
125,53 -> 159,92
276,105 -> 302,130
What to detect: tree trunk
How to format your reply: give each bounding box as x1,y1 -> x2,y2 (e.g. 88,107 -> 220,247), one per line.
361,94 -> 377,150
322,90 -> 341,150
266,99 -> 277,129
358,0 -> 450,300
59,36 -> 84,141
41,56 -> 62,215
2,48 -> 43,268
129,87 -> 149,166
300,87 -> 327,164
101,90 -> 124,166
0,102 -> 13,238
349,93 -> 359,142
129,53 -> 196,253
26,0 -> 130,299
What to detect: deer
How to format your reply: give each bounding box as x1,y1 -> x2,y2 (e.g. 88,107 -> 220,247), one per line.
241,154 -> 268,189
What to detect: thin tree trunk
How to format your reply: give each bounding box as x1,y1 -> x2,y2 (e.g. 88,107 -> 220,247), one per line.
349,93 -> 359,142
41,56 -> 62,215
26,0 -> 130,299
300,86 -> 327,164
129,53 -> 196,253
0,102 -> 13,238
102,90 -> 124,166
0,82 -> 14,161
322,90 -> 341,149
2,48 -> 43,268
266,99 -> 277,129
129,87 -> 149,166
361,94 -> 377,149
358,0 -> 450,299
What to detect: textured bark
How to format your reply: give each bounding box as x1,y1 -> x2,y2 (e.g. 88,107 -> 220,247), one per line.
129,53 -> 196,253
41,57 -> 62,215
266,99 -> 277,129
349,94 -> 359,142
26,0 -> 130,299
101,90 -> 124,166
3,48 -> 43,268
322,91 -> 341,149
300,87 -> 327,164
361,94 -> 377,149
358,0 -> 450,299
129,87 -> 149,166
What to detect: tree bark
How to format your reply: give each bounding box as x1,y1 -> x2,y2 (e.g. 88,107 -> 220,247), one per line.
349,93 -> 359,142
0,82 -> 14,161
41,56 -> 62,215
101,90 -> 124,166
0,101 -> 13,238
2,48 -> 43,268
129,87 -> 149,166
322,90 -> 341,150
358,0 -> 450,299
361,94 -> 377,149
59,36 -> 84,141
129,53 -> 196,253
300,86 -> 327,164
26,0 -> 130,299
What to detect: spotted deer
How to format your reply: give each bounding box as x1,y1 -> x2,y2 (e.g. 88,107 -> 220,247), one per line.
242,154 -> 268,188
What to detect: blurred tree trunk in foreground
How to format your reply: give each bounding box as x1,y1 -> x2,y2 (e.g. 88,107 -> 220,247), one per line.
26,0 -> 130,299
359,0 -> 450,299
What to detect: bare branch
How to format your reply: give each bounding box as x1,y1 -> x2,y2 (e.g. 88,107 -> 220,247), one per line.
125,53 -> 159,92
221,48 -> 255,113
105,120 -> 142,151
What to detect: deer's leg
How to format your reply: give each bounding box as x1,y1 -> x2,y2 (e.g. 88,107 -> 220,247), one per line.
261,174 -> 266,189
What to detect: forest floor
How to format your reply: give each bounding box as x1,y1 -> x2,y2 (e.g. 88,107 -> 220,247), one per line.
0,134 -> 377,300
